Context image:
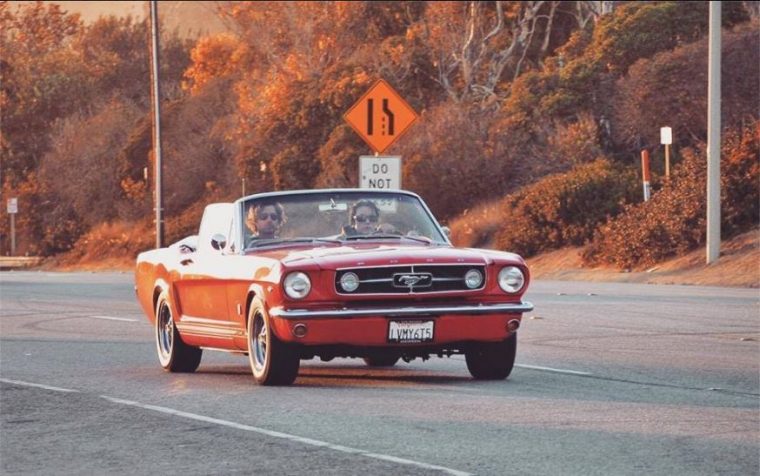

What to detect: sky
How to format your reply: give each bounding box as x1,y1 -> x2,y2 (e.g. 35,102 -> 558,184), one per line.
40,1 -> 228,36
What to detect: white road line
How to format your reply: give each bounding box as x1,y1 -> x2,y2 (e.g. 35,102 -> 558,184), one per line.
88,315 -> 138,322
515,364 -> 592,376
0,378 -> 79,393
101,396 -> 471,476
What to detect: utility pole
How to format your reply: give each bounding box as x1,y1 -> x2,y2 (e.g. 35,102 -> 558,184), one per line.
706,2 -> 721,264
150,0 -> 164,248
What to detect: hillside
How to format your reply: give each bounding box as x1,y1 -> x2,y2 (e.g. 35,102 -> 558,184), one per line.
527,228 -> 759,287
38,227 -> 759,288
2,2 -> 757,279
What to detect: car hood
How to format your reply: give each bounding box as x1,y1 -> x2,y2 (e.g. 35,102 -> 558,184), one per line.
259,243 -> 525,271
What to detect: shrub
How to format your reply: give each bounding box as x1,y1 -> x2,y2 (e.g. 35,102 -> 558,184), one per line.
584,121 -> 759,268
40,99 -> 142,230
314,125 -> 366,188
548,112 -> 602,166
590,1 -> 749,75
493,159 -> 639,257
400,102 -> 512,220
448,199 -> 503,249
612,25 -> 760,150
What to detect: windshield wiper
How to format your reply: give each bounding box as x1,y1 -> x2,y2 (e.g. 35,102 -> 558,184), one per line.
247,237 -> 342,249
343,234 -> 434,244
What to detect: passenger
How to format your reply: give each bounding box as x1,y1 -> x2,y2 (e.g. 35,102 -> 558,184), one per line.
246,202 -> 286,241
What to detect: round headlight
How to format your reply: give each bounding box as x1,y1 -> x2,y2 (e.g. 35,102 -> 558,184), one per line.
498,266 -> 525,293
464,269 -> 483,289
339,272 -> 360,293
284,272 -> 311,299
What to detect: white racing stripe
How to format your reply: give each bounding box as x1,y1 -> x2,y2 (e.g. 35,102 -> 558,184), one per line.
0,378 -> 79,393
516,364 -> 592,376
101,396 -> 472,476
88,315 -> 138,322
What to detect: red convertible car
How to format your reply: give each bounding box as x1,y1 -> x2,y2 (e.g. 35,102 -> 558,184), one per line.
135,189 -> 533,385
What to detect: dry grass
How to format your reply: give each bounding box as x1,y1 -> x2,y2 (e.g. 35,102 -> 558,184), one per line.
37,219 -> 759,288
41,220 -> 153,271
448,198 -> 503,249
527,228 -> 759,287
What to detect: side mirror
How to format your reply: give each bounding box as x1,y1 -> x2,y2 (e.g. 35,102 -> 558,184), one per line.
210,234 -> 227,251
441,226 -> 451,239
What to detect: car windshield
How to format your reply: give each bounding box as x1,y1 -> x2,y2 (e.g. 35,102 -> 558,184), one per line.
241,191 -> 447,250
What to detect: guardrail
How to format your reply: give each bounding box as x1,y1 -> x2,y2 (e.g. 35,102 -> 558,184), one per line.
0,257 -> 43,269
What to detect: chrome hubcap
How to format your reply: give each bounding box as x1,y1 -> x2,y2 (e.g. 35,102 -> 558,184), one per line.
252,314 -> 267,370
158,304 -> 173,357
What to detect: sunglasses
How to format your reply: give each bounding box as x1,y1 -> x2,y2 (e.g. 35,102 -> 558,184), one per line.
354,215 -> 378,224
257,212 -> 280,221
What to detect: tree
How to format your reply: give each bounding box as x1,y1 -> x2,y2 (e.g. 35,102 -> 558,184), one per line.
423,1 -> 564,103
612,24 -> 760,151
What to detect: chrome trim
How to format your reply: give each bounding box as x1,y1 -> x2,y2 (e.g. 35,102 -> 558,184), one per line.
200,346 -> 247,355
181,315 -> 239,327
176,324 -> 239,338
336,262 -> 485,271
335,263 -> 487,295
354,277 -> 467,284
269,301 -> 533,319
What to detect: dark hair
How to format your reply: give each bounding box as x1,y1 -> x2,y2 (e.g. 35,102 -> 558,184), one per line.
349,200 -> 380,226
246,201 -> 286,233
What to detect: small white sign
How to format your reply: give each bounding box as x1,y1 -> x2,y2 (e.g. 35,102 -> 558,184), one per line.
660,127 -> 672,145
359,156 -> 401,190
7,198 -> 18,214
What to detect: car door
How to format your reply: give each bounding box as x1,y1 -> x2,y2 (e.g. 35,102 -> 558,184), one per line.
173,204 -> 238,342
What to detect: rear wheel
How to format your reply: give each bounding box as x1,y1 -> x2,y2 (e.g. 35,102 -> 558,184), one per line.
155,291 -> 202,372
247,299 -> 300,385
363,356 -> 400,367
465,333 -> 517,380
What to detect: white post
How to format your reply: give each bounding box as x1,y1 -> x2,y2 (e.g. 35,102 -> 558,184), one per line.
10,213 -> 15,256
706,2 -> 721,264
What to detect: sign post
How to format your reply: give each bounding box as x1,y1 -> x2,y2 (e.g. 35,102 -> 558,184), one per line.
7,198 -> 18,256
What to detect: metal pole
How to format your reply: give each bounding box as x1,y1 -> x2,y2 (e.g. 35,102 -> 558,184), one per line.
10,213 -> 15,256
706,1 -> 721,264
150,0 -> 164,248
641,149 -> 651,201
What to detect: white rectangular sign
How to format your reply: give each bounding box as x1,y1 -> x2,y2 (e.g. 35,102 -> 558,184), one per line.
359,156 -> 401,190
7,198 -> 17,214
660,127 -> 672,145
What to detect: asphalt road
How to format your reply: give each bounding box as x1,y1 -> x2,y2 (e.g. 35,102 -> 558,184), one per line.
1,271 -> 758,475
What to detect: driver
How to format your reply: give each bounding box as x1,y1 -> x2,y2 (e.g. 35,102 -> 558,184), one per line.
246,202 -> 286,242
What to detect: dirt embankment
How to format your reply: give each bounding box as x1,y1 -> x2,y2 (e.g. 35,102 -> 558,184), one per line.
32,228 -> 760,288
528,228 -> 759,288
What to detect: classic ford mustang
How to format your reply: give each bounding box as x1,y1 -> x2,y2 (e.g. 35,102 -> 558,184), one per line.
135,189 -> 533,385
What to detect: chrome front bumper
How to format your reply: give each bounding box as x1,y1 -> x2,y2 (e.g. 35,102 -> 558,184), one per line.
269,301 -> 534,319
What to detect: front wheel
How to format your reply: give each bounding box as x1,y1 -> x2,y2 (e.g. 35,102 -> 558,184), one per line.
155,291 -> 202,372
465,333 -> 517,380
247,299 -> 300,386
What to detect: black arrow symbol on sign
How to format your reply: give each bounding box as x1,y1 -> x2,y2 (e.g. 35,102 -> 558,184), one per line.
382,98 -> 394,135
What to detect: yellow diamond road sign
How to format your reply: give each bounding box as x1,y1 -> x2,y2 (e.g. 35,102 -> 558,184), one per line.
344,79 -> 418,154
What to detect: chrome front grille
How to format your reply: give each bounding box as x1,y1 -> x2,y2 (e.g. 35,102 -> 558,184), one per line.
335,264 -> 486,295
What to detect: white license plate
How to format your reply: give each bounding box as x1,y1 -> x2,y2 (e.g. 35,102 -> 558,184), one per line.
388,320 -> 434,343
